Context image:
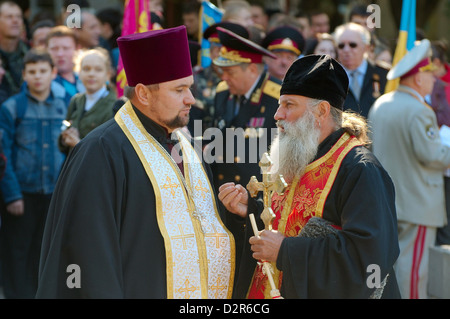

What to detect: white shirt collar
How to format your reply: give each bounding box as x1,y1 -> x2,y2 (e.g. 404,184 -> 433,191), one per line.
86,85 -> 107,101
85,85 -> 108,111
244,72 -> 263,101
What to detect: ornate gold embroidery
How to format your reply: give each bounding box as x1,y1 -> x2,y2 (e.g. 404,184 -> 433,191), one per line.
162,176 -> 178,197
204,224 -> 229,248
172,224 -> 195,250
210,276 -> 227,298
194,180 -> 209,200
219,47 -> 251,63
178,278 -> 198,299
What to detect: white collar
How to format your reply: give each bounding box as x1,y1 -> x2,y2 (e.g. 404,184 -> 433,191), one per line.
244,72 -> 263,101
86,85 -> 107,101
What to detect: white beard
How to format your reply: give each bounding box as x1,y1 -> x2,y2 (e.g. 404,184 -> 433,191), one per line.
269,108 -> 321,182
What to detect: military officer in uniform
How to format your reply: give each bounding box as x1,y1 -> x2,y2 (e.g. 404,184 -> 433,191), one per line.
189,22 -> 249,138
261,25 -> 305,81
207,27 -> 281,278
333,22 -> 389,118
369,39 -> 450,299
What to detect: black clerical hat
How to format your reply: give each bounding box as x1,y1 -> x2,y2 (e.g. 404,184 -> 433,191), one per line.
261,26 -> 305,56
281,55 -> 349,110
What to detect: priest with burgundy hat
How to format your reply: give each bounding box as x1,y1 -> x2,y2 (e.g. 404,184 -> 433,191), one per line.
219,54 -> 401,299
36,26 -> 235,299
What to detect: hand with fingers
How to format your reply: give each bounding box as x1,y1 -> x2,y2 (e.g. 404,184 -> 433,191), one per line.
249,229 -> 285,263
218,182 -> 249,218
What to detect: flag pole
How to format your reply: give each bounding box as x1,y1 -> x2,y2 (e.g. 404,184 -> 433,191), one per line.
385,0 -> 414,93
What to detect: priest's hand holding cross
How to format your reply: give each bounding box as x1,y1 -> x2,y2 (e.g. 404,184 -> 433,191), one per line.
218,153 -> 288,298
218,179 -> 285,263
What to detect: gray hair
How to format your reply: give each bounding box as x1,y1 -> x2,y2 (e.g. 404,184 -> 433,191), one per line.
307,98 -> 370,145
333,22 -> 371,46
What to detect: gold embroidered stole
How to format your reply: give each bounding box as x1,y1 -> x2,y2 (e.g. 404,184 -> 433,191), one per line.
247,132 -> 362,299
115,101 -> 235,299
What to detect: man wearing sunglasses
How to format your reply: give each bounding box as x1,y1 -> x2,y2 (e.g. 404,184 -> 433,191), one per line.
333,22 -> 389,118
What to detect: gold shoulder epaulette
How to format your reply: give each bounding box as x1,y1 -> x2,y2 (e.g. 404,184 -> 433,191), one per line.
375,60 -> 391,71
263,80 -> 281,100
216,81 -> 229,93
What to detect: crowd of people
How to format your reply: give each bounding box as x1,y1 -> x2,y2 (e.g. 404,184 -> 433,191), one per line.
0,0 -> 448,300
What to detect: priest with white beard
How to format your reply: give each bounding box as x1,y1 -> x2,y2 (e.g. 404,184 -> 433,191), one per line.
218,55 -> 401,299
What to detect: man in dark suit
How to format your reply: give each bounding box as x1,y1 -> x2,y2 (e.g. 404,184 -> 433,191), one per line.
334,22 -> 389,118
207,27 -> 281,277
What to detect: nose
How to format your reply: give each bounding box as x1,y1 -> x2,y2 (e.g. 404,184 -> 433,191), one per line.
281,56 -> 290,66
185,89 -> 196,105
55,48 -> 64,56
274,105 -> 285,121
220,72 -> 228,82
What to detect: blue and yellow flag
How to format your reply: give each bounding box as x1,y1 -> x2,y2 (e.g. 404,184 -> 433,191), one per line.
385,0 -> 416,93
198,1 -> 223,68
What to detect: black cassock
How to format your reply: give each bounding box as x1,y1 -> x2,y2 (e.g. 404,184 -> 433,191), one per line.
232,129 -> 402,299
36,106 -> 219,298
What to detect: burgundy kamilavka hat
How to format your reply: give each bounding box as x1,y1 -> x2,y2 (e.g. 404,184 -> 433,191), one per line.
117,25 -> 193,86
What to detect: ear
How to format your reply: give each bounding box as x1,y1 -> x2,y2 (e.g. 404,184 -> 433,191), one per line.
317,100 -> 331,119
134,84 -> 151,106
248,63 -> 259,73
414,73 -> 423,86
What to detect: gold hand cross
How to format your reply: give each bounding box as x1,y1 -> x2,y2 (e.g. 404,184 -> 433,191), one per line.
246,152 -> 288,230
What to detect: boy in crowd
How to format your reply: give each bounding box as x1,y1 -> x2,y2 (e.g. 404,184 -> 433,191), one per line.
0,49 -> 67,298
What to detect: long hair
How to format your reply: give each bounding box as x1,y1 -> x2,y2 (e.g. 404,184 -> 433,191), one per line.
309,98 -> 371,146
332,107 -> 371,146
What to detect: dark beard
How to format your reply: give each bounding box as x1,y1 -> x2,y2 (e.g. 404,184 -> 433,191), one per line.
165,112 -> 190,130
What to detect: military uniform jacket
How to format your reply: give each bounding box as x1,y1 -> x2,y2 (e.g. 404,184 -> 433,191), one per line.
208,71 -> 281,279
210,71 -> 281,191
369,86 -> 450,227
344,61 -> 389,118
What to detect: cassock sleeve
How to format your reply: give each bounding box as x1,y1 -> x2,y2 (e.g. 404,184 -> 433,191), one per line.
276,149 -> 400,298
37,131 -> 125,298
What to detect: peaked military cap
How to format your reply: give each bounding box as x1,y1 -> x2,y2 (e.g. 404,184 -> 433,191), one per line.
203,21 -> 249,44
261,26 -> 305,56
387,39 -> 437,80
281,54 -> 349,110
213,26 -> 276,67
